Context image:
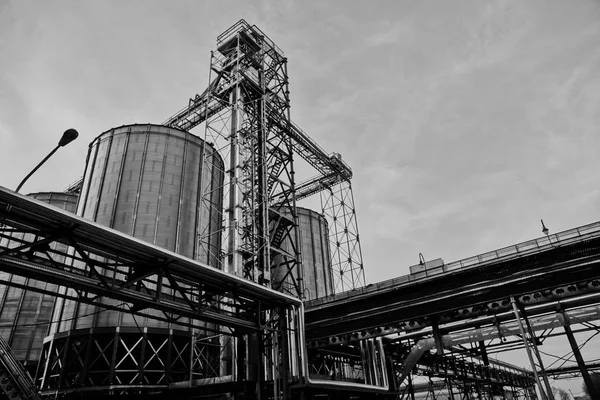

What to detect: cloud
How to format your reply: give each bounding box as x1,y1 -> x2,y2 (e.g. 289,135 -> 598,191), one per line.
364,22 -> 407,47
2,0 -> 600,280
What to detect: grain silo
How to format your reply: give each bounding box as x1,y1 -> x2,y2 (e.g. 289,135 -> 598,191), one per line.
272,207 -> 334,301
39,124 -> 224,394
0,192 -> 78,376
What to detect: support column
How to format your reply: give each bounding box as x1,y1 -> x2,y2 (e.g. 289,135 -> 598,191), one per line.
479,340 -> 489,366
478,339 -> 494,399
429,377 -> 437,400
560,309 -> 599,400
407,371 -> 416,400
447,377 -> 456,400
518,303 -> 554,400
432,318 -> 444,356
527,386 -> 538,400
57,334 -> 71,389
475,381 -> 484,400
510,297 -> 548,400
280,308 -> 291,400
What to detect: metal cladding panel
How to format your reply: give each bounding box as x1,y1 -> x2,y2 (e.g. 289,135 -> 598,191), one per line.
273,207 -> 333,301
51,124 -> 224,335
0,192 -> 78,367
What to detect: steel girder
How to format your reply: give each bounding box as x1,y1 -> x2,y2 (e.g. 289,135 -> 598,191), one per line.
37,328 -> 220,394
304,223 -> 600,342
0,186 -> 308,398
419,358 -> 535,388
391,305 -> 600,388
544,362 -> 600,377
300,222 -> 600,399
0,186 -> 300,334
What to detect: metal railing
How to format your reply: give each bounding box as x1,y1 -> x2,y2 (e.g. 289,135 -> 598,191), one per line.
443,221 -> 600,272
309,220 -> 600,306
216,19 -> 284,57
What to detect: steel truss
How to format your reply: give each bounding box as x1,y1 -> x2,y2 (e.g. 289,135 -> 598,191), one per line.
163,21 -> 365,397
0,187 -> 299,330
305,221 -> 600,342
37,328 -> 220,394
193,20 -> 301,297
320,180 -> 364,293
172,22 -> 302,398
164,19 -> 366,295
302,220 -> 600,399
401,376 -> 536,400
0,187 -> 304,397
393,342 -> 537,400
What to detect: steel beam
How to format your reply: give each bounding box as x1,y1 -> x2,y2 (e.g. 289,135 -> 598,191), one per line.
305,245 -> 600,340
0,187 -> 300,335
544,362 -> 600,376
559,308 -> 599,399
511,297 -> 549,400
517,301 -> 554,400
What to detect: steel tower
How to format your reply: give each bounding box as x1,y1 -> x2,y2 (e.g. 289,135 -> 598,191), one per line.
164,20 -> 366,296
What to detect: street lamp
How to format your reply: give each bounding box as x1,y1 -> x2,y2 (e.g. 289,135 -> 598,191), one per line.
541,219 -> 555,248
540,219 -> 549,237
16,129 -> 79,193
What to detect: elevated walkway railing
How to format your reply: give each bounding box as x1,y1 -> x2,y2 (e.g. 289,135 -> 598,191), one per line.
309,221 -> 600,307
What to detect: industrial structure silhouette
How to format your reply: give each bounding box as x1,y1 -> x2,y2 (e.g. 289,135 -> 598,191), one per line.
0,20 -> 598,400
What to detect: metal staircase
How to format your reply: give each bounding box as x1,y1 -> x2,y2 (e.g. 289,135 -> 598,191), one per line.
0,335 -> 41,400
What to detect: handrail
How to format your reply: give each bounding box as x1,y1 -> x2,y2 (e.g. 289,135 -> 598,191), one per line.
443,221 -> 600,273
216,19 -> 284,57
308,220 -> 600,306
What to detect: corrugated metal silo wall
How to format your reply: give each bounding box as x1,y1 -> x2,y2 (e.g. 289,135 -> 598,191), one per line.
273,207 -> 334,301
42,124 -> 224,390
51,124 -> 223,333
0,192 -> 78,373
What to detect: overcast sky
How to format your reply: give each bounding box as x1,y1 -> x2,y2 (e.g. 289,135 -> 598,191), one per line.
1,0 -> 599,394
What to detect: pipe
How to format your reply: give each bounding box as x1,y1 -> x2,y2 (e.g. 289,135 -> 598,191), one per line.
296,303 -> 392,394
376,338 -> 389,388
395,304 -> 600,388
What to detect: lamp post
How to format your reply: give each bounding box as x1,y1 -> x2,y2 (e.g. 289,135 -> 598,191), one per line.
15,129 -> 79,193
540,219 -> 549,237
540,219 -> 555,247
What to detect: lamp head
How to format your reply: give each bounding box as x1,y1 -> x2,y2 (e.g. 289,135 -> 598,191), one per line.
58,129 -> 79,147
541,219 -> 549,236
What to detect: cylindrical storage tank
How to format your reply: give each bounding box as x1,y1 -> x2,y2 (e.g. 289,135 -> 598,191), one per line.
272,207 -> 334,301
0,192 -> 78,375
40,124 -> 224,393
76,123 -> 223,265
